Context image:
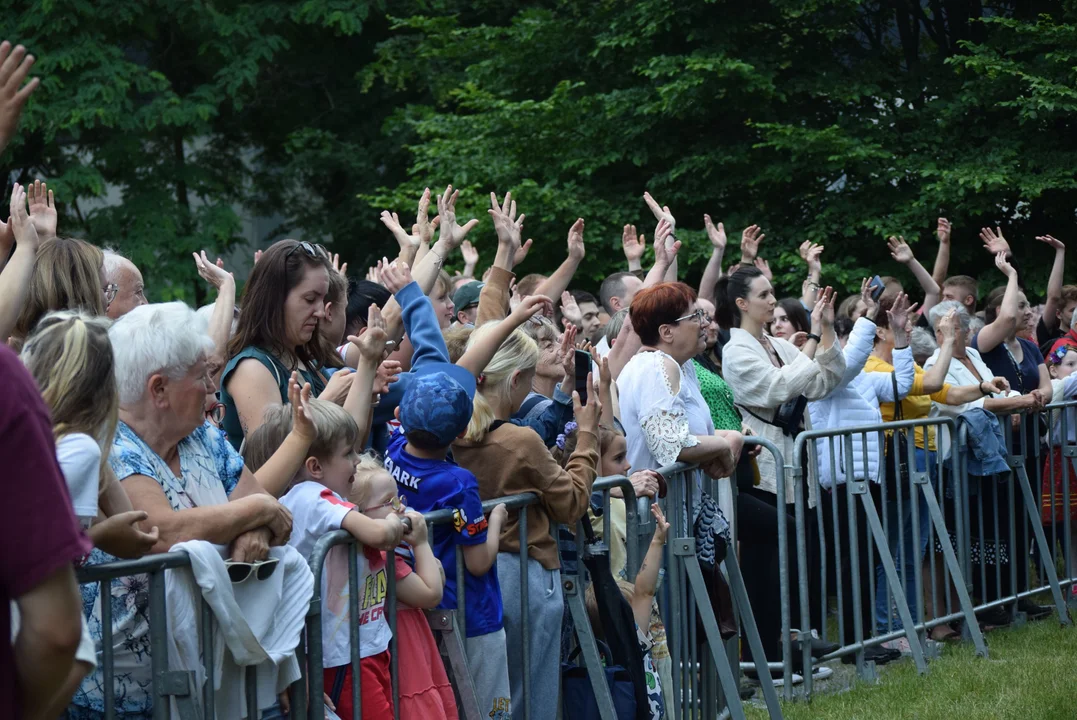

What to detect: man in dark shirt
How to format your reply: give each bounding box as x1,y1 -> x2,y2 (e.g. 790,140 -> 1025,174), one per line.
1,341 -> 90,717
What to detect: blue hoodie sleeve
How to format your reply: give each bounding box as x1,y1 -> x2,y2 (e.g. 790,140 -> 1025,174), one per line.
510,387 -> 574,447
373,281 -> 447,424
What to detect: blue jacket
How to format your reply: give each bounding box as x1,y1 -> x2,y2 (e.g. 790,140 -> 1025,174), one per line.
959,408 -> 1011,477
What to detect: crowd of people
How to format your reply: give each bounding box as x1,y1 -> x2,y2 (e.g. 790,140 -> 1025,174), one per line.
3,37 -> 1076,720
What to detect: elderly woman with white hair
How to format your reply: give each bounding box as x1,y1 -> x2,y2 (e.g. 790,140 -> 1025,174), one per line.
68,302 -> 312,719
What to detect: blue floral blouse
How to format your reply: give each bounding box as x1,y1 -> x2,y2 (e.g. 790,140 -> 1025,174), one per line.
68,421 -> 242,718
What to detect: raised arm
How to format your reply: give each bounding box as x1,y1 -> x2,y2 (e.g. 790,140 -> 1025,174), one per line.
643,192 -> 678,282
0,184 -> 41,342
622,224 -> 646,273
192,251 -> 236,378
251,373 -> 316,497
642,219 -> 679,287
1036,234 -> 1066,336
975,252 -> 1019,353
799,241 -> 824,308
0,40 -> 39,155
698,215 -> 727,304
475,191 -> 526,325
534,218 -> 585,301
342,304 -> 392,449
888,235 -> 940,314
457,294 -> 552,378
631,504 -> 669,628
931,218 -> 951,287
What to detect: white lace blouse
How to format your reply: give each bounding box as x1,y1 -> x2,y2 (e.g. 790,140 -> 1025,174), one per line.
617,350 -> 714,472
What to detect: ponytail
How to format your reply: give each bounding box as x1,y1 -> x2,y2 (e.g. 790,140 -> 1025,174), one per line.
714,266 -> 763,330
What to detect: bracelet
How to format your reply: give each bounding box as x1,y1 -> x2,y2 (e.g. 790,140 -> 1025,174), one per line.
806,333 -> 821,343
806,280 -> 821,290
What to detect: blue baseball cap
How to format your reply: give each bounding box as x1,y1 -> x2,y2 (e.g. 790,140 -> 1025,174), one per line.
399,366 -> 476,447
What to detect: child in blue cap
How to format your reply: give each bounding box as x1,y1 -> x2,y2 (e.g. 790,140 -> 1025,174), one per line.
385,366 -> 511,720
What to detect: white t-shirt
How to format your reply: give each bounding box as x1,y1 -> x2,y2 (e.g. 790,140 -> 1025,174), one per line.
57,433 -> 101,529
280,481 -> 392,665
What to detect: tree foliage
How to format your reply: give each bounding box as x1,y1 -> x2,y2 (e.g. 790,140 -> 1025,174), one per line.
3,1 -> 1077,302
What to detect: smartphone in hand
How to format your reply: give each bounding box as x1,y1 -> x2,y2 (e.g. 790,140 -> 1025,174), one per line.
574,350 -> 592,405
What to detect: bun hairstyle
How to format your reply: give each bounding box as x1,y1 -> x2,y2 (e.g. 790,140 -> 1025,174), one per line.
713,266 -> 764,330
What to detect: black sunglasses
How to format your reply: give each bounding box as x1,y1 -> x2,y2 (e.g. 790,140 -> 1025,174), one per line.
285,241 -> 329,261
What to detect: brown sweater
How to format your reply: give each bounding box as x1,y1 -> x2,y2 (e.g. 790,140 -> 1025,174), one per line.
476,266 -> 514,326
453,423 -> 599,569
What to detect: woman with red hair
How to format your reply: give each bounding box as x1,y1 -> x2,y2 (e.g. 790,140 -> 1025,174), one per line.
617,282 -> 742,570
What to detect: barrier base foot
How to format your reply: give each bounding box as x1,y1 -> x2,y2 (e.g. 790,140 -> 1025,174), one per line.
921,638 -> 943,661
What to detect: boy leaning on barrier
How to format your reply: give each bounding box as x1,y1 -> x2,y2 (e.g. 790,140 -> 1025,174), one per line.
242,376 -> 408,719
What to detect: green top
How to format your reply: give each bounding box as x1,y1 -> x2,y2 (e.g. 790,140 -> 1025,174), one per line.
693,359 -> 741,431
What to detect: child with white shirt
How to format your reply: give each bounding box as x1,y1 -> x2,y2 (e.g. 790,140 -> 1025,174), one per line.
243,397 -> 406,719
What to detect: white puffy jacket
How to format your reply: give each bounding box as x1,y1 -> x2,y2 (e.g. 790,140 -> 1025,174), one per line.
808,317 -> 914,488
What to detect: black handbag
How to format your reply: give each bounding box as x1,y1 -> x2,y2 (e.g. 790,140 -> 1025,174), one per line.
883,371 -> 911,488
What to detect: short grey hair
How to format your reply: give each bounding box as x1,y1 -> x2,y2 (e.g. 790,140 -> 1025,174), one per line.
605,308 -> 629,346
109,302 -> 214,405
928,300 -> 971,333
910,326 -> 938,359
101,248 -> 129,281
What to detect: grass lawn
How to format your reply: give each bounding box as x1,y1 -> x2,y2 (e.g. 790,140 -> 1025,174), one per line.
745,619 -> 1077,720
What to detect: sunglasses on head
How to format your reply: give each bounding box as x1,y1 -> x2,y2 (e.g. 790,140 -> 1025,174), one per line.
225,558 -> 279,584
285,241 -> 329,261
362,495 -> 408,514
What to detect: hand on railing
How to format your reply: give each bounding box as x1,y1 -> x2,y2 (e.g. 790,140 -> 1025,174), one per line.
627,470 -> 662,499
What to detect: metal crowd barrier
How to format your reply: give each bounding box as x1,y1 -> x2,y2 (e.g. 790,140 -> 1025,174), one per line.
1043,400 -> 1077,601
75,551 -> 266,720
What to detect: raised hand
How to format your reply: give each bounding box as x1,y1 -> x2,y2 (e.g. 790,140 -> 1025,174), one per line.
193,250 -> 232,289
0,42 -> 40,154
558,324 -> 578,380
572,372 -> 602,434
515,238 -> 533,266
378,258 -> 414,294
937,308 -> 958,341
435,185 -> 478,251
799,241 -> 824,273
488,191 -> 524,250
886,292 -> 912,339
994,251 -> 1016,278
26,179 -> 56,240
461,240 -> 479,275
740,224 -> 764,263
560,290 -> 583,328
754,257 -> 772,280
510,294 -> 553,324
810,286 -> 835,331
859,277 -> 879,321
980,226 -> 1010,255
287,372 -> 316,442
937,217 -> 951,244
566,218 -> 585,263
416,187 -> 439,246
703,215 -> 727,252
622,224 -> 647,267
373,359 -> 402,396
887,235 -> 915,264
330,252 -> 348,278
643,191 -> 676,233
652,219 -> 680,267
352,303 -> 390,362
9,183 -> 39,252
380,210 -> 419,255
1036,234 -> 1065,251
650,504 -> 670,545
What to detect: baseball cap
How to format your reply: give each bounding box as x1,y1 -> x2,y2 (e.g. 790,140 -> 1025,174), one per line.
399,367 -> 476,447
452,281 -> 485,312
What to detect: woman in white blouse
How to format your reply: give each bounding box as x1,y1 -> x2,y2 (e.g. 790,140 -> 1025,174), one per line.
617,282 -> 743,569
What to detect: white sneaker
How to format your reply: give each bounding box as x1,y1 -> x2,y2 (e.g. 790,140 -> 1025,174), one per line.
772,673 -> 804,688
811,666 -> 834,681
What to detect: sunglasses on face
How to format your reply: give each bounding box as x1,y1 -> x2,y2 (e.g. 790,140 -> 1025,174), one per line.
362,495 -> 408,514
285,241 -> 329,261
225,558 -> 279,584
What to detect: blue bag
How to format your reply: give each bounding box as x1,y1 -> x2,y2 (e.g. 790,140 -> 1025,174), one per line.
561,643 -> 637,720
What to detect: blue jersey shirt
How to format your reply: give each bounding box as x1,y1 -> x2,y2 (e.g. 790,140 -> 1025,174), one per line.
384,430 -> 502,637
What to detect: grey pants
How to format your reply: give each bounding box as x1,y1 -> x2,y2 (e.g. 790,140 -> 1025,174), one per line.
497,552 -> 563,720
465,628 -> 513,719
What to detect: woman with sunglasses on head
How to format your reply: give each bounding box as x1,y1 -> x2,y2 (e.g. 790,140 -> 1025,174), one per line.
221,239 -> 350,450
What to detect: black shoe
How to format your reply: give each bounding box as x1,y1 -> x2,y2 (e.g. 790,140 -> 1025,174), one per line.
840,645 -> 900,666
1017,599 -> 1052,620
976,605 -> 1012,628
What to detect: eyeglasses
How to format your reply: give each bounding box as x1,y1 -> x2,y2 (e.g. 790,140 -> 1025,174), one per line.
225,557 -> 279,584
285,241 -> 329,261
673,309 -> 706,325
103,283 -> 119,307
205,401 -> 225,426
362,495 -> 408,514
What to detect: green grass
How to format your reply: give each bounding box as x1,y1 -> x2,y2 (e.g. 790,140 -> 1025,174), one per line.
745,619 -> 1077,720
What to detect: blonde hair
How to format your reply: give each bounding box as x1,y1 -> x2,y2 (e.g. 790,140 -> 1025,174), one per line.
13,237 -> 106,348
349,452 -> 386,507
462,323 -> 539,442
20,310 -> 118,477
242,397 -> 358,472
443,325 -> 473,364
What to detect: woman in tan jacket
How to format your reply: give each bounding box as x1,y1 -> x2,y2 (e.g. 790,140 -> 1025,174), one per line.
453,324 -> 601,720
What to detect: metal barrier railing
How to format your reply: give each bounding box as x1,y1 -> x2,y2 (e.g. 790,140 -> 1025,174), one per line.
1043,400 -> 1077,600
75,551 -> 268,720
